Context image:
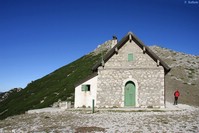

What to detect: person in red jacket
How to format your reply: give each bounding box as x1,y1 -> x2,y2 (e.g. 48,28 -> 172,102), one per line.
174,90 -> 180,105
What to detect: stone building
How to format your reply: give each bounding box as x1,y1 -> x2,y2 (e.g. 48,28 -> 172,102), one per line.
75,32 -> 170,108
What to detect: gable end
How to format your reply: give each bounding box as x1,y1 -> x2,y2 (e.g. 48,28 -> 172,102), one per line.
92,32 -> 170,73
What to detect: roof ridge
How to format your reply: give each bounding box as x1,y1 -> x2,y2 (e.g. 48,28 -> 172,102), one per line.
127,31 -> 133,35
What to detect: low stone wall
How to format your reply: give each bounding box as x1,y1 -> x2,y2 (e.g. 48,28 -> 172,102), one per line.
53,101 -> 71,109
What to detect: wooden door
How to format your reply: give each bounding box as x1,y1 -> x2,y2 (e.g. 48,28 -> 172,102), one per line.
125,82 -> 135,106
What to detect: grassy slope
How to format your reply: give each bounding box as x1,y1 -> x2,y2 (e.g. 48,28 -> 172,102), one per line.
0,52 -> 101,120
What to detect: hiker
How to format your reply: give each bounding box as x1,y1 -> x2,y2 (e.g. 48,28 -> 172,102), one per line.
174,90 -> 180,105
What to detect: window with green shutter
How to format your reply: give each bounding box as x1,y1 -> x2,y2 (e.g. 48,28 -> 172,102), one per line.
128,53 -> 134,61
81,84 -> 90,92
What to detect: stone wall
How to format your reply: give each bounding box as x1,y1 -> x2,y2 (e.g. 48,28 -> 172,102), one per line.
96,40 -> 165,108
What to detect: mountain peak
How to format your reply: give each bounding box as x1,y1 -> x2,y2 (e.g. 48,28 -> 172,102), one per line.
92,40 -> 112,55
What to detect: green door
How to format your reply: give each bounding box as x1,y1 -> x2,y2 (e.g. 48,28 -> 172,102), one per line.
125,82 -> 136,106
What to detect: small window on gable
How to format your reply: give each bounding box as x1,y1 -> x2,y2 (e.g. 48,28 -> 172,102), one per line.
81,84 -> 90,92
128,53 -> 134,61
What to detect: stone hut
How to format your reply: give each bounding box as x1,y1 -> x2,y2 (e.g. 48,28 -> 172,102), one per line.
75,32 -> 170,108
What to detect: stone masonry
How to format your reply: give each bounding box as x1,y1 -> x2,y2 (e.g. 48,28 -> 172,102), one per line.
96,40 -> 165,108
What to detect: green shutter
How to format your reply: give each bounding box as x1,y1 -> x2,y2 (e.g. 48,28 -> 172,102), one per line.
85,85 -> 88,91
128,53 -> 134,61
81,85 -> 87,91
81,85 -> 89,91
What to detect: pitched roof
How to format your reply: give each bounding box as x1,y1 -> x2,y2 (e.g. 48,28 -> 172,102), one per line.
74,72 -> 98,87
92,32 -> 170,73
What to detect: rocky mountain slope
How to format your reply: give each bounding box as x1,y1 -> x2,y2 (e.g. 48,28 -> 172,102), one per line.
0,88 -> 22,103
0,40 -> 198,120
150,46 -> 199,106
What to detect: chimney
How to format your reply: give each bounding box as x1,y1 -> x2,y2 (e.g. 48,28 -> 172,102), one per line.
111,35 -> 117,48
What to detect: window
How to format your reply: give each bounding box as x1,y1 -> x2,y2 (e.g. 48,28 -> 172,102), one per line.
128,53 -> 134,61
81,84 -> 90,91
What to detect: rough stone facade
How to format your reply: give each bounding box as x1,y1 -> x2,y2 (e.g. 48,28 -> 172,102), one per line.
96,40 -> 165,108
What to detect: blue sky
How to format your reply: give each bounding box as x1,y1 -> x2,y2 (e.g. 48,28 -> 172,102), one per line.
0,0 -> 199,92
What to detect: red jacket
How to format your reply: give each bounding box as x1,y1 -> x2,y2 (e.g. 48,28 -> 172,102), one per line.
174,91 -> 180,97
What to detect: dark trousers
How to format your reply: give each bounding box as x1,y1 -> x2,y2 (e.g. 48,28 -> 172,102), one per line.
174,97 -> 178,105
